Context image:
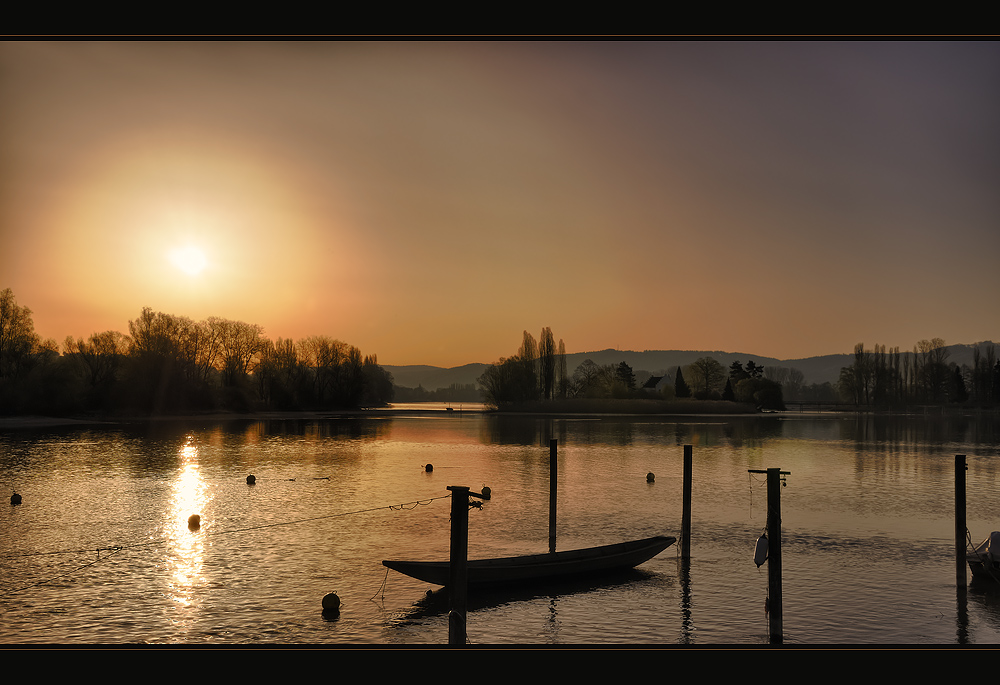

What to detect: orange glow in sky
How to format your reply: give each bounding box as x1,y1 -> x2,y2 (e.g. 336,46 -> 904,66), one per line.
1,41 -> 997,367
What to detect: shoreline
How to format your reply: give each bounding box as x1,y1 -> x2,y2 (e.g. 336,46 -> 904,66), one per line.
2,404 -> 990,430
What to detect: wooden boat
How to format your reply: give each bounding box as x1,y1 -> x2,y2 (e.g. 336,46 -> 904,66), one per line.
382,535 -> 676,587
967,531 -> 1000,582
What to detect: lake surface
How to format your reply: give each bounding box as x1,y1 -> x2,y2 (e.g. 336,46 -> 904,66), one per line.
2,408 -> 999,646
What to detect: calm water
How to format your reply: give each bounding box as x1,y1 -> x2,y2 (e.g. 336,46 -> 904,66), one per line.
2,409 -> 999,646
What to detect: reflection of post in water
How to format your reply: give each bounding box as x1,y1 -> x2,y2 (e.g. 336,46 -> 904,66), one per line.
678,555 -> 693,644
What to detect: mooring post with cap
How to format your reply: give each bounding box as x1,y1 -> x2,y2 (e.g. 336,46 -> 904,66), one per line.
956,454 -> 967,588
549,438 -> 558,554
447,484 -> 491,646
682,444 -> 692,559
748,467 -> 789,645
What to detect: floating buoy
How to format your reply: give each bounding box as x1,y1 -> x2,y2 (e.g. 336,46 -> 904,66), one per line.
188,514 -> 201,530
425,464 -> 433,472
322,592 -> 341,612
646,472 -> 655,483
481,485 -> 492,500
754,533 -> 768,568
246,474 -> 256,485
11,492 -> 22,505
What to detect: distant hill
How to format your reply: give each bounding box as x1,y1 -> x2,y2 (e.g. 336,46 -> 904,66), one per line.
384,342 -> 996,391
383,363 -> 490,390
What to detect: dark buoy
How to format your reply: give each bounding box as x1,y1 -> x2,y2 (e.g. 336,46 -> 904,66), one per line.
425,463 -> 433,472
11,492 -> 22,505
646,472 -> 655,483
322,592 -> 341,613
246,474 -> 256,485
188,514 -> 201,530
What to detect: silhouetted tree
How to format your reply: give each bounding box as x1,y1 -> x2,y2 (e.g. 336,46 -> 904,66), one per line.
951,365 -> 968,403
675,367 -> 691,398
722,378 -> 735,401
556,339 -> 568,399
616,361 -> 636,391
735,377 -> 785,410
687,357 -> 726,398
0,288 -> 39,382
64,330 -> 129,408
539,327 -> 556,400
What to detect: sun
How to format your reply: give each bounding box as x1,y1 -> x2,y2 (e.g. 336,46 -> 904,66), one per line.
168,246 -> 208,276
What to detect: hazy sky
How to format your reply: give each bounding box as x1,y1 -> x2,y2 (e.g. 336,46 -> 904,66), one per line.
2,41 -> 997,367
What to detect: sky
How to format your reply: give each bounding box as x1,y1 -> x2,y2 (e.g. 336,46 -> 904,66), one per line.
1,40 -> 997,368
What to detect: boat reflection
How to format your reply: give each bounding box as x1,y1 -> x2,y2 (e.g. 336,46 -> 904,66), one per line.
388,567 -> 664,624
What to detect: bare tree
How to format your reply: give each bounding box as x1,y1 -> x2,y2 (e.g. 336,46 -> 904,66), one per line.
687,357 -> 726,397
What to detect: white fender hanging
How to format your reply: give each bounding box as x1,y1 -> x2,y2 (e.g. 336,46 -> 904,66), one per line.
754,533 -> 769,568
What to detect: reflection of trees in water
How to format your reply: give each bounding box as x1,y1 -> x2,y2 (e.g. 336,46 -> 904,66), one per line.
477,414 -> 789,449
480,414 -> 567,447
841,413 -> 1000,455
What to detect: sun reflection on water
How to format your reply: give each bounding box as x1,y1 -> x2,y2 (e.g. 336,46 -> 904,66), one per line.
167,436 -> 212,610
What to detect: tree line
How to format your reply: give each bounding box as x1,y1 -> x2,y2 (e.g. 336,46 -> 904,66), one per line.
836,339 -> 999,408
477,330 -> 787,410
0,288 -> 394,416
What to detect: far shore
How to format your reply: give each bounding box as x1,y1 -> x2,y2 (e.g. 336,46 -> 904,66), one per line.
3,401 -> 981,430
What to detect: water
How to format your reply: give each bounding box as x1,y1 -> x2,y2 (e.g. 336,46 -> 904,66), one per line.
2,410 -> 999,645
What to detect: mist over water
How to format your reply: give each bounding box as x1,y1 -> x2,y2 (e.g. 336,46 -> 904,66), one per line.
2,411 -> 999,645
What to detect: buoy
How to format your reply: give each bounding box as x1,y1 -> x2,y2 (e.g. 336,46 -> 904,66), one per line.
322,592 -> 341,612
188,514 -> 201,530
246,474 -> 256,485
754,533 -> 768,568
481,485 -> 491,500
11,492 -> 22,505
425,464 -> 433,472
646,472 -> 655,482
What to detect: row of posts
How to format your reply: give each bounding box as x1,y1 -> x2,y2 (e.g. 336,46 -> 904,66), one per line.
446,447 -> 977,646
446,441 -> 790,645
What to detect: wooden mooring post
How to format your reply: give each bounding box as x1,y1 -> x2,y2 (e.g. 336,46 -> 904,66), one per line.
956,454 -> 967,588
447,484 -> 491,646
681,444 -> 692,560
749,467 -> 789,644
549,438 -> 558,554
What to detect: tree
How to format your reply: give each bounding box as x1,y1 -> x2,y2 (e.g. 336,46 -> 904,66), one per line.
478,355 -> 538,407
207,317 -> 265,387
730,361 -> 749,384
64,330 -> 129,406
675,367 -> 691,398
556,339 -> 568,399
722,378 -> 735,401
615,361 -> 636,396
735,377 -> 786,410
951,365 -> 968,403
687,357 -> 726,398
0,288 -> 40,381
539,327 -> 556,400
124,307 -> 207,412
570,359 -> 605,398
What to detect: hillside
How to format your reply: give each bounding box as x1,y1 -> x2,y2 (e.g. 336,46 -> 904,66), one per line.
384,342 -> 995,392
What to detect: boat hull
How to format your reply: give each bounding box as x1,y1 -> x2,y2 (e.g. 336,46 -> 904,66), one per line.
967,532 -> 1000,583
382,535 -> 676,587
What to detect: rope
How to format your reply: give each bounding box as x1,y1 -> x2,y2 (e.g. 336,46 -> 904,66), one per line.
0,493 -> 453,595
